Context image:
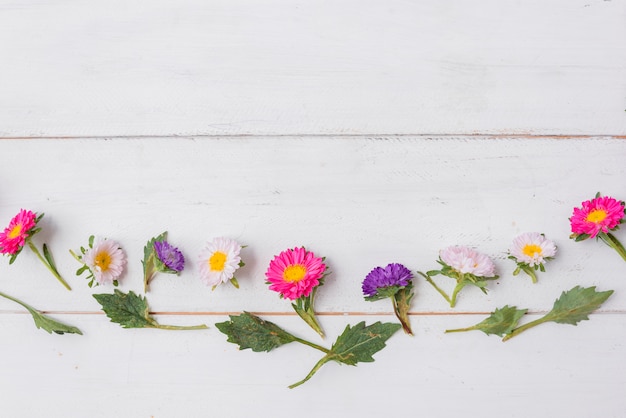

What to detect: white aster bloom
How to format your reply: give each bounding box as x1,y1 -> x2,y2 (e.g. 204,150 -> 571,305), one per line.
198,237 -> 242,287
510,232 -> 557,267
83,239 -> 126,285
439,246 -> 496,277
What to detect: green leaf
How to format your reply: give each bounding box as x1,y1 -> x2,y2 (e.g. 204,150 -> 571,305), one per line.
93,290 -> 154,329
93,290 -> 208,331
0,291 -> 81,335
446,305 -> 528,336
289,321 -> 401,388
29,310 -> 83,335
143,231 -> 167,291
544,286 -> 614,325
364,285 -> 402,301
215,312 -> 297,352
328,321 -> 401,365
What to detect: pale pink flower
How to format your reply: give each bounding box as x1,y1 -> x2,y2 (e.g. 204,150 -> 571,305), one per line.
439,246 -> 496,277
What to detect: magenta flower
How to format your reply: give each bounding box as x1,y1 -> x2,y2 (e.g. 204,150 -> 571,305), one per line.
570,195 -> 624,238
0,209 -> 71,290
570,194 -> 626,262
266,247 -> 328,337
0,209 -> 37,256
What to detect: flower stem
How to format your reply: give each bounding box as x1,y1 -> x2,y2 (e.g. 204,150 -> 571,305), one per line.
599,232 -> 626,263
418,271 -> 452,306
0,290 -> 36,311
521,265 -> 538,284
391,293 -> 413,336
289,357 -> 329,389
152,323 -> 208,331
27,241 -> 71,291
501,316 -> 550,342
444,326 -> 478,333
450,281 -> 466,308
292,336 -> 330,354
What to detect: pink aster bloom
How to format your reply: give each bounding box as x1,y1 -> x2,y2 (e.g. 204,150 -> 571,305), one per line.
570,195 -> 624,238
266,247 -> 326,300
0,209 -> 37,255
439,246 -> 496,278
83,239 -> 127,285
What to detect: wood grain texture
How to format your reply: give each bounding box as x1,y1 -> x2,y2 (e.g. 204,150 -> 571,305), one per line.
0,0 -> 625,137
2,1 -> 626,416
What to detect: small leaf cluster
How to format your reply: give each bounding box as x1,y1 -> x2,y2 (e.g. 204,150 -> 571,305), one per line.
428,259 -> 498,295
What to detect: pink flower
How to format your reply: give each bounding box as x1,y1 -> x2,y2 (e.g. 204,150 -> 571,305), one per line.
439,246 -> 496,277
0,209 -> 38,255
266,247 -> 326,300
570,196 -> 624,238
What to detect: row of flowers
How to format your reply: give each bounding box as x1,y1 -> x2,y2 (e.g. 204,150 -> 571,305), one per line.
0,193 -> 624,386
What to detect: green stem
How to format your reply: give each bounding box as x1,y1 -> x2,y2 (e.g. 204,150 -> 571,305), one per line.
391,295 -> 413,336
292,336 -> 330,354
520,265 -> 538,284
288,357 -> 329,389
501,316 -> 550,342
152,323 -> 208,331
599,232 -> 626,263
444,326 -> 478,333
0,290 -> 37,312
27,241 -> 71,291
418,271 -> 452,306
450,281 -> 466,308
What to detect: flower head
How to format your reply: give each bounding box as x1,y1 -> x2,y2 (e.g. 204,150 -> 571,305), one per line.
439,246 -> 496,278
198,237 -> 242,288
0,209 -> 38,256
362,263 -> 413,299
266,247 -> 327,301
154,241 -> 185,273
509,232 -> 557,268
83,239 -> 126,285
570,195 -> 624,239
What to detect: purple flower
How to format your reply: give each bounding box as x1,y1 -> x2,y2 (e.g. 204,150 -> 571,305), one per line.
154,241 -> 185,273
362,263 -> 413,298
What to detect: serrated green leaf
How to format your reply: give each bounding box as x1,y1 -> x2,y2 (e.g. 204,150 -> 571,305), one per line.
143,231 -> 167,291
289,321 -> 401,388
446,305 -> 527,336
93,290 -> 207,331
545,286 -> 614,325
215,312 -> 297,352
364,285 -> 402,301
326,321 -> 401,365
93,290 -> 154,329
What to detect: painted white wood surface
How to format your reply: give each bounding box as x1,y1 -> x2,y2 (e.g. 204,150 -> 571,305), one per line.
0,0 -> 625,137
1,0 -> 626,417
1,138 -> 625,418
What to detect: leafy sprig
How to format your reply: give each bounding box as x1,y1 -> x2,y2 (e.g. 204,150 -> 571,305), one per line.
216,312 -> 401,388
446,286 -> 613,341
93,290 -> 207,331
0,291 -> 82,335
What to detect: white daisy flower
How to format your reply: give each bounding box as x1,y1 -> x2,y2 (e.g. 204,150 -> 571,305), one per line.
510,232 -> 557,267
83,239 -> 126,285
198,237 -> 242,288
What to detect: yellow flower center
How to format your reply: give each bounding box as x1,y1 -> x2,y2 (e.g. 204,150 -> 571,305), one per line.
94,251 -> 112,271
522,244 -> 542,258
283,264 -> 307,283
7,224 -> 22,239
586,209 -> 607,224
209,251 -> 227,271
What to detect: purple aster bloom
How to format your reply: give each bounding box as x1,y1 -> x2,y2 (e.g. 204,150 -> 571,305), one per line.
362,263 -> 413,297
154,241 -> 185,272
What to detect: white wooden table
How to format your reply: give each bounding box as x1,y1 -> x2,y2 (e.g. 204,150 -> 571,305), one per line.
1,1 -> 625,417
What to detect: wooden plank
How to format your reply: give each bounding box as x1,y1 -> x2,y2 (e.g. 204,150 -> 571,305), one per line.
1,137 -> 624,315
0,0 -> 625,137
0,313 -> 624,417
